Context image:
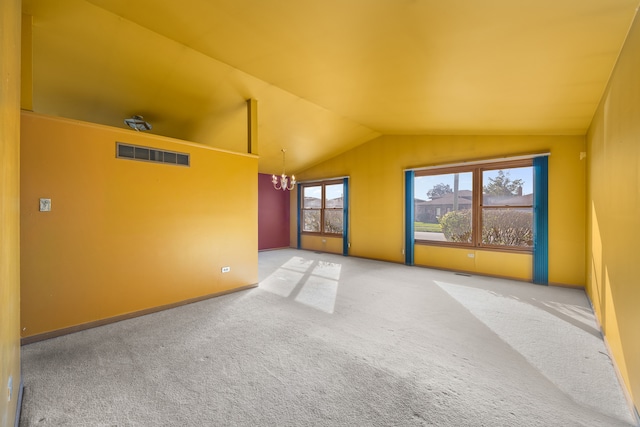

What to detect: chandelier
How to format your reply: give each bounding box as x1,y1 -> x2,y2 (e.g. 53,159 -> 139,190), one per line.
272,149 -> 296,191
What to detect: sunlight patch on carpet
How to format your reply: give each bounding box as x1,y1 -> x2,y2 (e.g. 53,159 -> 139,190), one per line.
259,256 -> 341,314
259,268 -> 303,297
282,256 -> 315,273
294,276 -> 338,313
434,280 -> 635,425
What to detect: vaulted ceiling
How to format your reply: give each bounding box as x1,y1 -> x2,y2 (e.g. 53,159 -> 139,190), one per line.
21,0 -> 639,173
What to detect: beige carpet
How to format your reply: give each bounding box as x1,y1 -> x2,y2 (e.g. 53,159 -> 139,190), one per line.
20,249 -> 637,426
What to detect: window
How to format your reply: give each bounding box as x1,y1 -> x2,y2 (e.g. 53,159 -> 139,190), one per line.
414,160 -> 533,251
301,180 -> 344,235
481,166 -> 533,248
415,169 -> 473,243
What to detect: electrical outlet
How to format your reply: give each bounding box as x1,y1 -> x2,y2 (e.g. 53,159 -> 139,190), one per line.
221,266 -> 230,273
7,376 -> 12,402
39,198 -> 51,212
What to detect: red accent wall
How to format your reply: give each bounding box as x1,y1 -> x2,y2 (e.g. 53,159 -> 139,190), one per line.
258,173 -> 291,250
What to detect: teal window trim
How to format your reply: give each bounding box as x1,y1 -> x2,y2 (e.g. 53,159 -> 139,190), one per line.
405,170 -> 415,265
533,156 -> 549,285
342,178 -> 349,256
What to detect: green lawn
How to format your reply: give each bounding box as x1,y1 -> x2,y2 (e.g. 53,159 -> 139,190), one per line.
414,222 -> 442,232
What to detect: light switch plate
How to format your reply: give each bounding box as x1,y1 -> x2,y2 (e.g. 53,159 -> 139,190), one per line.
39,198 -> 51,212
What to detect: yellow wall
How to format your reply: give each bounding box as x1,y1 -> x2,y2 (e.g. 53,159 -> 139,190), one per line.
300,235 -> 343,255
586,10 -> 640,412
293,135 -> 586,286
20,112 -> 258,338
1,0 -> 22,425
414,245 -> 532,281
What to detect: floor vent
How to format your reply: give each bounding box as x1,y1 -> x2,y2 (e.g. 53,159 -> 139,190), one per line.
116,142 -> 190,167
455,273 -> 472,277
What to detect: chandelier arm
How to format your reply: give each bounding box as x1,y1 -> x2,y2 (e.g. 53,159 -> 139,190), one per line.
272,174 -> 283,191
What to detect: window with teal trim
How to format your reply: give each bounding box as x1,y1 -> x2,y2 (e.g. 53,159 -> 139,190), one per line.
301,180 -> 344,235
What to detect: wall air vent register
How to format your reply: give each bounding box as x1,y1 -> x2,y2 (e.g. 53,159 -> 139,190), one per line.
116,142 -> 190,167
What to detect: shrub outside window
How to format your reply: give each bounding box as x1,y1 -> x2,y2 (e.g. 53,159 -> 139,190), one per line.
481,167 -> 533,248
415,170 -> 473,243
302,180 -> 344,235
414,161 -> 533,251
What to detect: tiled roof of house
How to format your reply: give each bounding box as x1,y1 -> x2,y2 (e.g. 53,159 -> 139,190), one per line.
416,191 -> 473,206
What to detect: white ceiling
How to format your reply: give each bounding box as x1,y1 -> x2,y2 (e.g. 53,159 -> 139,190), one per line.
22,0 -> 640,173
